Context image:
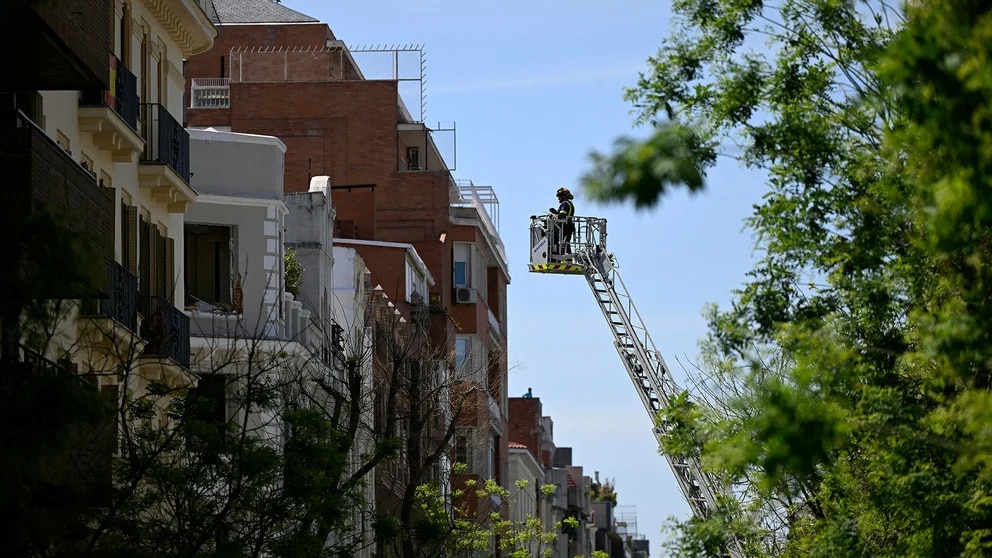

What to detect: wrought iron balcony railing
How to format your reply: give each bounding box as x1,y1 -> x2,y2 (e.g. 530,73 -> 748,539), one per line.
80,260 -> 138,333
81,54 -> 139,131
140,103 -> 190,184
0,344 -> 85,390
139,296 -> 191,369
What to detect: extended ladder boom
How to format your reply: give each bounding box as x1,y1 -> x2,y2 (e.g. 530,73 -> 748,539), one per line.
528,215 -> 742,556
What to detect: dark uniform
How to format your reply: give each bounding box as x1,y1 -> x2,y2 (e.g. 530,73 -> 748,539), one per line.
549,187 -> 576,255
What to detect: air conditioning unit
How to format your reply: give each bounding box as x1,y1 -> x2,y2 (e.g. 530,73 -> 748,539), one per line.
454,287 -> 477,304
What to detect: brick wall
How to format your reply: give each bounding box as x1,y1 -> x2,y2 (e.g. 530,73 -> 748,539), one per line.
1,0 -> 112,91
508,398 -> 543,466
224,80 -> 398,199
36,0 -> 113,88
352,244 -> 407,304
185,22 -> 335,81
0,124 -> 114,297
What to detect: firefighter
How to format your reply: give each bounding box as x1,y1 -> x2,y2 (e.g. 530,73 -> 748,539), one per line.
549,187 -> 576,255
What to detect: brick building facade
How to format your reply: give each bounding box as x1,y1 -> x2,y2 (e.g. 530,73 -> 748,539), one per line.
185,0 -> 511,542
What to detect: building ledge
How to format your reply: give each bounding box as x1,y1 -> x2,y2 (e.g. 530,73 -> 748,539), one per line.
136,358 -> 197,389
144,0 -> 216,57
78,106 -> 144,162
138,163 -> 198,213
77,316 -> 146,360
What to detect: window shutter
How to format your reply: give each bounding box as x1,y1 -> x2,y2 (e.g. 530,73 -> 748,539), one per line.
147,225 -> 158,298
154,230 -> 166,299
139,217 -> 150,299
164,236 -> 175,304
126,206 -> 138,274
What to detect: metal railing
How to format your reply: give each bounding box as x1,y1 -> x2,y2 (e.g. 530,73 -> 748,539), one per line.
81,55 -> 139,131
139,296 -> 191,369
81,260 -> 138,333
0,344 -> 89,391
140,103 -> 190,184
189,77 -> 230,108
452,181 -> 507,264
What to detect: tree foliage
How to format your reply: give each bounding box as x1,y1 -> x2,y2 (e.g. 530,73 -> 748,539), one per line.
586,0 -> 992,556
409,466 -> 576,558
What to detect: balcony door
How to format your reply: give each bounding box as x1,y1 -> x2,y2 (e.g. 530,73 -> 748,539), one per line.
138,214 -> 174,303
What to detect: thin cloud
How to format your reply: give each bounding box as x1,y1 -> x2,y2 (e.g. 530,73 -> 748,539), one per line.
431,65 -> 645,95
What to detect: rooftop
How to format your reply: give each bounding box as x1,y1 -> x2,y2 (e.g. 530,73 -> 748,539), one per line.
208,0 -> 318,24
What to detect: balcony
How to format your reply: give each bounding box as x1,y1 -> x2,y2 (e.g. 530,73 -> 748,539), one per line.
79,55 -> 143,162
190,78 -> 230,108
80,260 -> 139,338
0,111 -> 114,296
139,296 -> 191,370
451,181 -> 508,268
0,0 -> 112,91
138,103 -> 197,213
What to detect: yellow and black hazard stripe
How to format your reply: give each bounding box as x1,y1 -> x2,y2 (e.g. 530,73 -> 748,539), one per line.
528,263 -> 585,274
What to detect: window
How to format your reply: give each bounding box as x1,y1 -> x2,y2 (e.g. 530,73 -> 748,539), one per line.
157,55 -> 166,109
118,2 -> 131,64
407,258 -> 427,303
80,152 -> 95,178
487,348 -> 500,398
455,337 -> 470,371
185,224 -> 233,308
186,374 -> 227,449
56,130 -> 71,155
139,215 -> 174,301
453,243 -> 472,287
455,435 -> 468,466
120,201 -> 134,272
499,284 -> 507,330
406,147 -> 420,170
487,437 -> 496,480
140,27 -> 149,104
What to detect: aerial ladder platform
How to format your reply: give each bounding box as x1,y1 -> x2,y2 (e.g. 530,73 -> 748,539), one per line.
528,213 -> 743,557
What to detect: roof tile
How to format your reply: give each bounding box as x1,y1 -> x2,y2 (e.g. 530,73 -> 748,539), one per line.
209,0 -> 318,24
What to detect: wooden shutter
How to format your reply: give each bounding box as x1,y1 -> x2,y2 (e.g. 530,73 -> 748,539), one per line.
164,236 -> 175,304
139,217 -> 150,299
153,229 -> 165,299
126,206 -> 138,274
147,224 -> 158,298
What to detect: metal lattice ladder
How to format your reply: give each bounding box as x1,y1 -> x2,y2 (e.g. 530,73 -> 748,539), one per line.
528,215 -> 744,557
580,250 -> 726,516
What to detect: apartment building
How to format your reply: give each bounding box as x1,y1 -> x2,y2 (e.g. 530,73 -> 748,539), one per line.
185,127 -> 321,442
509,396 -> 630,557
4,0 -> 216,386
0,0 -> 215,552
184,0 -> 512,526
2,0 -> 215,415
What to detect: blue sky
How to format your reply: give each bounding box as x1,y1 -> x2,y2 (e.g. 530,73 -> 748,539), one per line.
290,1 -> 768,553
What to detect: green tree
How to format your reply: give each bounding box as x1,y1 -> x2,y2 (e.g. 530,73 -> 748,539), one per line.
284,249 -> 304,298
582,0 -> 992,556
408,466 -> 577,558
0,208 -> 113,557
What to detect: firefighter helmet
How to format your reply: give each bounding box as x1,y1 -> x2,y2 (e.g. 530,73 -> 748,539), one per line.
556,187 -> 573,200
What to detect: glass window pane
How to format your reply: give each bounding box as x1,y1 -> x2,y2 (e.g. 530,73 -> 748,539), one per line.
456,338 -> 469,369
